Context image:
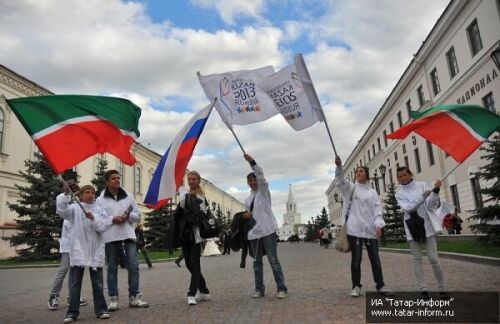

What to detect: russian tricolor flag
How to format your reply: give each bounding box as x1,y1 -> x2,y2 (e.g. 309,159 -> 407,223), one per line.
144,103 -> 214,209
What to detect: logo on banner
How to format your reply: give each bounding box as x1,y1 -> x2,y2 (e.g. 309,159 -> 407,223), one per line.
265,74 -> 303,120
219,77 -> 262,114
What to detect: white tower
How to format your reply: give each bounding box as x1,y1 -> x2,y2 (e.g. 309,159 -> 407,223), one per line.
283,184 -> 301,225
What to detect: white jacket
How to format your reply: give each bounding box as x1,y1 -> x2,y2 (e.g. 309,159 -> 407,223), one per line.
245,164 -> 278,240
59,220 -> 72,253
395,180 -> 442,241
95,188 -> 140,244
335,166 -> 385,239
56,194 -> 112,268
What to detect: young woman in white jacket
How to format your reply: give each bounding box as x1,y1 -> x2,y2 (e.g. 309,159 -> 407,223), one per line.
335,157 -> 392,297
56,185 -> 112,323
395,166 -> 447,298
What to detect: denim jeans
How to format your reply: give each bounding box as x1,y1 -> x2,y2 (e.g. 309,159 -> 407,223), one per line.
182,242 -> 209,296
409,236 -> 446,291
67,266 -> 107,319
105,240 -> 140,297
50,252 -> 70,297
249,233 -> 287,295
347,235 -> 385,290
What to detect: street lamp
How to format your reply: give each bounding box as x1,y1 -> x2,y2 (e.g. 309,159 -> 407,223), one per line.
211,201 -> 217,211
491,46 -> 500,70
378,164 -> 387,191
373,170 -> 380,195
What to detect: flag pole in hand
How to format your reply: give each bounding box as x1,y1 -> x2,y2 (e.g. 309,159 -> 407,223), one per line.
58,175 -> 86,213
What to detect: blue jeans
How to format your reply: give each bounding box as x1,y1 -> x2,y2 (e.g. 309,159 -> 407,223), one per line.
347,235 -> 385,290
67,266 -> 107,319
105,240 -> 140,297
249,233 -> 287,295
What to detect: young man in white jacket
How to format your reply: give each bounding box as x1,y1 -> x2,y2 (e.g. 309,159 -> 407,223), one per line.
95,170 -> 148,310
56,185 -> 112,323
335,156 -> 393,297
243,154 -> 287,299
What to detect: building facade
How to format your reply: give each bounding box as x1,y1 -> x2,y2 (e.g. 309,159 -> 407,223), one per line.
326,0 -> 500,231
0,64 -> 244,257
277,184 -> 305,240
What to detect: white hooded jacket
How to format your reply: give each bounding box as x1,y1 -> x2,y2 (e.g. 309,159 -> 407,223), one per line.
395,180 -> 442,241
95,188 -> 140,244
59,219 -> 72,253
335,166 -> 385,239
56,193 -> 112,268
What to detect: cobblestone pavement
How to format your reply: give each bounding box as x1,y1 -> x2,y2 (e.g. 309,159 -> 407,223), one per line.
0,243 -> 498,324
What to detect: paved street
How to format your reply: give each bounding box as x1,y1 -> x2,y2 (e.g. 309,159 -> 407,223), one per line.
0,243 -> 498,324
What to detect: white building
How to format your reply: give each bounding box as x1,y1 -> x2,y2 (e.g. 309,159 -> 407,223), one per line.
277,184 -> 305,240
326,0 -> 500,231
0,64 -> 244,257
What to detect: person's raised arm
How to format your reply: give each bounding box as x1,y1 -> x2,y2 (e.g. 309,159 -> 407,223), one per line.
334,156 -> 354,196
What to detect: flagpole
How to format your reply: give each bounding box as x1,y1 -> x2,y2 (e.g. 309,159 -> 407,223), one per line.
441,163 -> 461,182
57,175 -> 87,213
209,96 -> 246,154
295,54 -> 339,157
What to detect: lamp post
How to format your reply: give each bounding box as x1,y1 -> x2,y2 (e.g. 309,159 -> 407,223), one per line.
378,164 -> 387,192
491,46 -> 500,70
373,170 -> 380,195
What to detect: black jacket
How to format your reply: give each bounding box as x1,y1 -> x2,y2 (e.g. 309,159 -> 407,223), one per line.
165,194 -> 204,252
230,211 -> 265,258
135,228 -> 146,249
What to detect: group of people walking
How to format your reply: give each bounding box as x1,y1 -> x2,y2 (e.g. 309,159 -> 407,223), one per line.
47,153 -> 450,322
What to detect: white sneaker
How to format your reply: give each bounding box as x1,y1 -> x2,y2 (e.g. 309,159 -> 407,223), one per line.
252,291 -> 264,298
129,294 -> 149,308
277,291 -> 288,299
98,312 -> 110,319
195,292 -> 210,301
108,296 -> 119,311
351,286 -> 361,297
63,316 -> 75,323
187,296 -> 197,305
48,295 -> 59,310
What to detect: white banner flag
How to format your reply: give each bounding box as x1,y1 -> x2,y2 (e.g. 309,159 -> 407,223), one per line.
258,54 -> 324,131
197,66 -> 278,126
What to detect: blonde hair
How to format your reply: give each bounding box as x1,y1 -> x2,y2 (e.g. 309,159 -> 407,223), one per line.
78,185 -> 95,198
187,171 -> 204,196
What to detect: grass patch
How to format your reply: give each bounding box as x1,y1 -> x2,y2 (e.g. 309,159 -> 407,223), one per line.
383,240 -> 500,258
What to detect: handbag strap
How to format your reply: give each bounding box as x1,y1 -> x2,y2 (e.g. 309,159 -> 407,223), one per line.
344,185 -> 356,222
249,195 -> 256,212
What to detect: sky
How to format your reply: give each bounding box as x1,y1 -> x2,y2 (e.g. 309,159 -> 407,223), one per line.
0,0 -> 450,226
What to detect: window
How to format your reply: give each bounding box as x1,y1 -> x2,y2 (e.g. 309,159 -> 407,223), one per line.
0,109 -> 4,152
450,185 -> 461,212
470,176 -> 483,210
368,150 -> 371,161
430,68 -> 441,95
389,121 -> 394,133
404,156 -> 409,167
467,19 -> 483,56
119,162 -> 125,186
482,92 -> 496,113
372,144 -> 376,156
397,111 -> 403,127
394,151 -> 398,161
414,148 -> 421,173
402,144 -> 406,154
377,138 -> 381,151
406,100 -> 412,121
417,85 -> 425,106
388,168 -> 393,184
446,47 -> 459,78
426,141 -> 435,166
134,166 -> 141,194
383,130 -> 388,147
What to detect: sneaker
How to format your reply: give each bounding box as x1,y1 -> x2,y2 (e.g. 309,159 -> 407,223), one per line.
350,286 -> 361,298
195,292 -> 211,302
63,316 -> 75,323
129,293 -> 149,308
79,298 -> 88,306
174,260 -> 181,267
277,291 -> 288,299
108,296 -> 119,311
252,291 -> 264,298
48,295 -> 59,310
187,296 -> 197,305
98,312 -> 110,319
377,286 -> 394,297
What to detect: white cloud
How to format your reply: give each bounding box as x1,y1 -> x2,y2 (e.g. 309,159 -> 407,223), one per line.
191,0 -> 265,25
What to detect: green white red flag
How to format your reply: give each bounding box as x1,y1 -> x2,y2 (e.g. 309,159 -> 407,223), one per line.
387,104 -> 500,162
7,95 -> 141,173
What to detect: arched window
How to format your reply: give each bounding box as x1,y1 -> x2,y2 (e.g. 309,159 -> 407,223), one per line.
134,166 -> 141,194
0,109 -> 4,152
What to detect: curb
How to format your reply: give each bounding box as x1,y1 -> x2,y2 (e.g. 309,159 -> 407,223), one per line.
0,258 -> 176,270
380,248 -> 500,267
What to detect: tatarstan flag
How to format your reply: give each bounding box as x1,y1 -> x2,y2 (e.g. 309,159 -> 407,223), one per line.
387,104 -> 500,162
7,95 -> 141,173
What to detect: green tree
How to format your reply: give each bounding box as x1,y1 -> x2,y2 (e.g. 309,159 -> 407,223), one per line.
470,133 -> 500,246
383,183 -> 405,243
144,202 -> 175,250
4,152 -> 63,260
316,207 -> 330,228
91,157 -> 108,196
304,221 -> 316,242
